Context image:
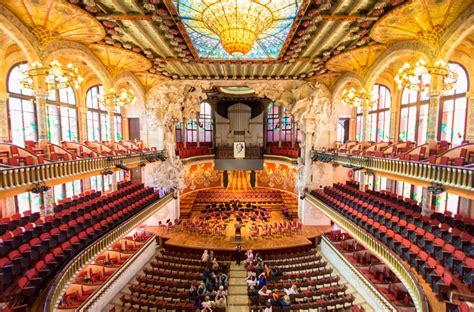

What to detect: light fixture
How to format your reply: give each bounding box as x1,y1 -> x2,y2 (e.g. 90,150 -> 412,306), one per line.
201,0 -> 274,56
99,88 -> 136,109
341,87 -> 371,110
19,60 -> 83,91
394,58 -> 457,92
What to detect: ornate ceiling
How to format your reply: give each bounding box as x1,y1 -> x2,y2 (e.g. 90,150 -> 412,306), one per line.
47,0 -> 408,80
2,0 -> 472,82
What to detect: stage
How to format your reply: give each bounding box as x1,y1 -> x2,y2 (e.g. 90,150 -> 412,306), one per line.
145,215 -> 336,251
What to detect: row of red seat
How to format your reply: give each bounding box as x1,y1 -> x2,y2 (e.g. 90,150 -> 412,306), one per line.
269,147 -> 299,158
177,147 -> 212,158
312,184 -> 474,299
0,183 -> 161,303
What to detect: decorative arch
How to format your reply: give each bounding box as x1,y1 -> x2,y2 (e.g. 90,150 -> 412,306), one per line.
41,41 -> 112,87
440,5 -> 474,59
113,71 -> 146,106
331,72 -> 364,104
0,3 -> 40,62
364,40 -> 434,89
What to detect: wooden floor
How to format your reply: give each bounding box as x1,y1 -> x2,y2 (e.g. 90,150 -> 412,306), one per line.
146,211 -> 335,251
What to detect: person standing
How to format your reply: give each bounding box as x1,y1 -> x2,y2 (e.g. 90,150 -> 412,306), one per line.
235,244 -> 242,265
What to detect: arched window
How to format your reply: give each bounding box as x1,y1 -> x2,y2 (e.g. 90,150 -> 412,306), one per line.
439,63 -> 469,146
199,102 -> 213,144
399,88 -> 429,144
175,122 -> 183,143
113,106 -> 123,141
7,64 -> 36,147
266,102 -> 280,144
46,87 -> 78,144
186,119 -> 198,143
86,85 -> 110,141
368,84 -> 391,142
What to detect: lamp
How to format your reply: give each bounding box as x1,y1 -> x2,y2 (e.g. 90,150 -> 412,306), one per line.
201,0 -> 274,56
394,59 -> 458,92
341,87 -> 371,110
19,60 -> 83,91
99,88 -> 136,109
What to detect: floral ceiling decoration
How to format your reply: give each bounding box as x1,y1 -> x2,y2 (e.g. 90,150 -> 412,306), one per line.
58,0 -> 408,80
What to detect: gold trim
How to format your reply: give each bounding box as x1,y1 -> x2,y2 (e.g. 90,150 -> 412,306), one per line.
306,194 -> 429,312
46,194 -> 173,311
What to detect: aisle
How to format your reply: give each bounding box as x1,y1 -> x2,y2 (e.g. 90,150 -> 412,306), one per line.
227,263 -> 249,312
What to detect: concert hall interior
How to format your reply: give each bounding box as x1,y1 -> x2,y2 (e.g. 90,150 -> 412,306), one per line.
0,0 -> 473,311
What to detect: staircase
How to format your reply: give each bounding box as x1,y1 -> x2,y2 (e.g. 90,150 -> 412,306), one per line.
227,263 -> 249,312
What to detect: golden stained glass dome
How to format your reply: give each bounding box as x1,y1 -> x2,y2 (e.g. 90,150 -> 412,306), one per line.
326,45 -> 387,77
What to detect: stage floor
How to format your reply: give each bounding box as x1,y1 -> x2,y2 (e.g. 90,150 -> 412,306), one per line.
146,218 -> 335,251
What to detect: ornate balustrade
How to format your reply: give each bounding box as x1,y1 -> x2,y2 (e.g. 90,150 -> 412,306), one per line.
0,152 -> 163,195
305,193 -> 429,312
44,193 -> 173,312
313,151 -> 474,193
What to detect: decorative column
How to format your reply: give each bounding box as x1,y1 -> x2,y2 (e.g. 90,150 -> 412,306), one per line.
43,187 -> 54,216
108,110 -> 116,144
359,172 -> 366,191
389,92 -> 399,142
0,92 -> 9,142
110,172 -> 118,192
421,187 -> 433,216
78,105 -> 88,142
278,108 -> 283,147
122,115 -> 129,141
361,108 -> 369,143
34,90 -> 49,146
426,90 -> 442,142
465,91 -> 474,141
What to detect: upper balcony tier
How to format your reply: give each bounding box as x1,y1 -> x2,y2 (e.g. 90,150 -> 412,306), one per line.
314,141 -> 474,196
0,141 -> 164,196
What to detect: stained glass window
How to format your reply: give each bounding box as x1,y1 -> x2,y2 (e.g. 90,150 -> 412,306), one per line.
46,86 -> 78,144
173,0 -> 301,59
399,88 -> 429,144
16,192 -> 42,214
266,102 -> 280,144
7,64 -> 37,147
439,63 -> 469,146
435,192 -> 459,214
368,84 -> 391,142
86,85 -> 122,142
176,122 -> 183,143
199,102 -> 213,143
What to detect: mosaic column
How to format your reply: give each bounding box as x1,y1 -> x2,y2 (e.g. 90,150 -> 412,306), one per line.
421,187 -> 433,216
78,105 -> 88,142
0,92 -> 9,142
361,108 -> 369,142
426,90 -> 441,142
34,90 -> 49,146
465,92 -> 474,141
108,110 -> 116,144
43,187 -> 54,216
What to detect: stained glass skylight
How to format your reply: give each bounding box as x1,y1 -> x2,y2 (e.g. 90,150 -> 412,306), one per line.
173,0 -> 302,60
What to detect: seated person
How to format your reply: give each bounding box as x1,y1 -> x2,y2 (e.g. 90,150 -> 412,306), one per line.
201,296 -> 215,312
258,286 -> 271,297
284,285 -> 298,295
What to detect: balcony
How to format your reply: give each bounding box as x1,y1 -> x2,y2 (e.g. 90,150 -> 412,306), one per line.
0,151 -> 163,195
313,151 -> 474,193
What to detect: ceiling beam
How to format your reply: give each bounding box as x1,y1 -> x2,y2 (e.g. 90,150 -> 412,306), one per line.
96,14 -> 378,22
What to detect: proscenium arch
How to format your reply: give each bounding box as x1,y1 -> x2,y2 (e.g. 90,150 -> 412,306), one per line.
0,3 -> 40,63
41,40 -> 112,87
364,40 -> 434,89
440,4 -> 474,60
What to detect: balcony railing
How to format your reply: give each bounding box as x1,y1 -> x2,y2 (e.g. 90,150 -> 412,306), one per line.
0,152 -> 162,194
44,193 -> 173,312
305,193 -> 429,312
313,151 -> 474,192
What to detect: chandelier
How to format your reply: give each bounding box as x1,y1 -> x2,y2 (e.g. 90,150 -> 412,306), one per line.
99,88 -> 136,109
394,59 -> 458,92
20,60 -> 83,91
341,87 -> 372,110
201,0 -> 274,56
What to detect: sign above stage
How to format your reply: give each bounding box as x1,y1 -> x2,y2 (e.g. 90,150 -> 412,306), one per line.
214,159 -> 263,171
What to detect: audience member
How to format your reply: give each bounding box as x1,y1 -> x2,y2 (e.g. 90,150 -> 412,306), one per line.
201,296 -> 214,312
202,250 -> 209,262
